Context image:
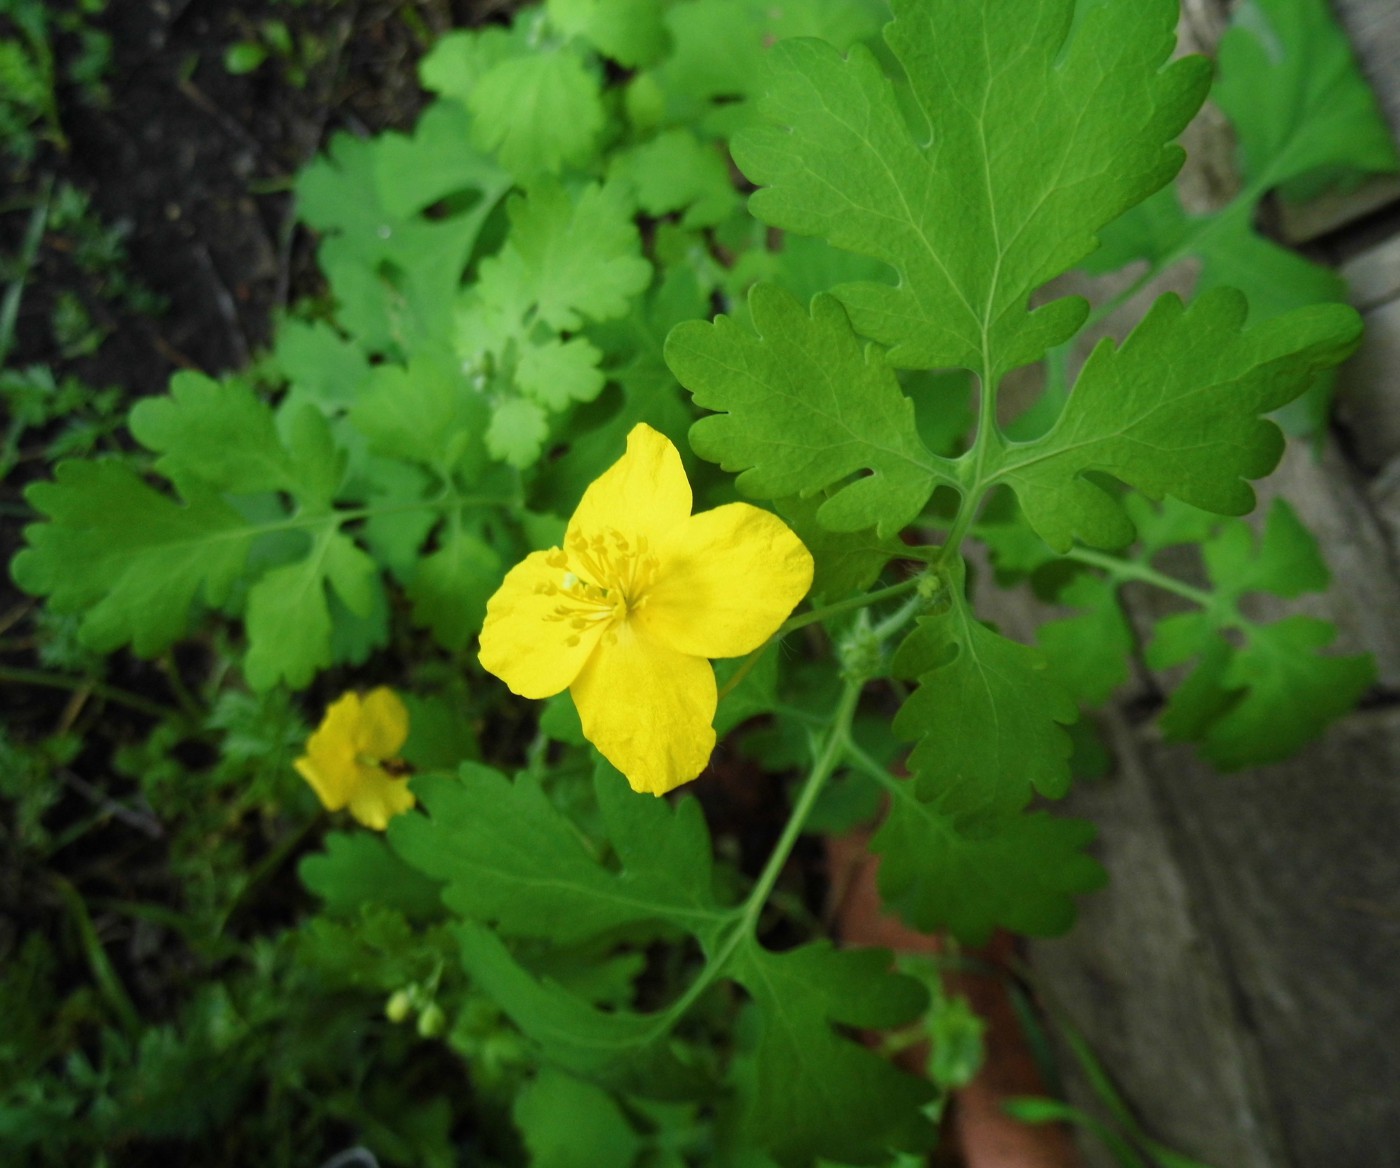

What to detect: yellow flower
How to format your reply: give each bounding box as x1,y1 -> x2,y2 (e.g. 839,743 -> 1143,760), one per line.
479,423 -> 813,795
295,688 -> 415,830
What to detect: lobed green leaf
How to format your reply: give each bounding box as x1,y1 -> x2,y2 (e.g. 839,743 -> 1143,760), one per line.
990,290 -> 1361,551
891,558 -> 1077,815
668,284 -> 952,537
733,938 -> 935,1166
13,461 -> 254,657
734,0 -> 1209,375
872,794 -> 1106,944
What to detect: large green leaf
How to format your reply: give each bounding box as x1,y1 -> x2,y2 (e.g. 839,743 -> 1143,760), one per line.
989,290 -> 1360,551
891,558 -> 1077,815
390,766 -> 728,944
733,939 -> 935,1166
872,791 -> 1105,944
733,0 -> 1209,375
668,283 -> 952,537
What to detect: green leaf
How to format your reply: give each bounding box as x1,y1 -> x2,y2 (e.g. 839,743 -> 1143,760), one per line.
643,0 -> 888,138
390,767 -> 726,944
517,336 -> 606,411
609,128 -> 738,227
533,265 -> 702,512
733,0 -> 1209,374
486,397 -> 550,469
548,0 -> 668,68
990,290 -> 1361,551
891,558 -> 1077,815
464,43 -> 605,179
298,831 -> 445,922
296,100 -> 510,354
668,284 -> 952,537
13,460 -> 254,656
243,529 -> 377,690
223,42 -> 266,74
507,179 -> 652,332
129,372 -> 295,494
1037,574 -> 1133,706
733,938 -> 935,1166
777,494 -> 914,603
1201,498 -> 1329,600
1216,0 -> 1400,199
591,764 -> 719,912
1083,0 -> 1398,436
1140,503 -> 1371,767
272,319 -> 372,412
455,921 -> 705,1096
872,792 -> 1106,943
350,355 -> 491,478
1151,612 -> 1374,769
514,1068 -> 642,1168
406,525 -> 502,652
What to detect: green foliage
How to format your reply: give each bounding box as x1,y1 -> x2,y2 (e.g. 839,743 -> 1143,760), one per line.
1144,501 -> 1375,768
892,558 -> 1077,815
5,0 -> 1390,1162
394,763 -> 937,1163
732,0 -> 1209,375
1087,0 -> 1400,431
991,290 -> 1359,551
668,285 -> 955,537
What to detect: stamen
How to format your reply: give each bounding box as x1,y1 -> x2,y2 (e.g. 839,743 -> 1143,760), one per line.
542,525 -> 658,634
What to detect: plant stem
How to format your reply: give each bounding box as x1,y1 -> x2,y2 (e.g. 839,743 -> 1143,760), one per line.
782,576 -> 924,635
0,176 -> 52,367
717,577 -> 925,702
1064,546 -> 1216,609
739,677 -> 862,930
656,677 -> 864,1028
0,665 -> 184,721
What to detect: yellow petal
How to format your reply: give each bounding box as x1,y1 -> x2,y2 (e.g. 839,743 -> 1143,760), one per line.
639,503 -> 814,659
566,423 -> 692,548
295,691 -> 364,811
357,687 -> 410,757
347,769 -> 417,831
570,623 -> 716,795
295,753 -> 351,812
479,549 -> 609,698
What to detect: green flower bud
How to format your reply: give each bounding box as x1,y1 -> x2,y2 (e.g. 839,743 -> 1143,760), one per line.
417,1002 -> 447,1038
385,989 -> 413,1024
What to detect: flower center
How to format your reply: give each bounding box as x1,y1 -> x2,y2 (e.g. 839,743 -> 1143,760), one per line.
535,527 -> 660,646
354,752 -> 411,779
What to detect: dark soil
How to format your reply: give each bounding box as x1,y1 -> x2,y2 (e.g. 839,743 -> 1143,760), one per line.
0,0 -> 508,1071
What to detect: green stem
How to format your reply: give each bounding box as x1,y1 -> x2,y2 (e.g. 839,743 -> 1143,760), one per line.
0,176 -> 52,367
1064,546 -> 1216,610
53,876 -> 141,1034
741,677 -> 861,928
655,677 -> 864,1028
0,665 -> 184,721
160,652 -> 206,721
717,577 -> 925,703
782,576 -> 924,636
1076,168 -> 1281,336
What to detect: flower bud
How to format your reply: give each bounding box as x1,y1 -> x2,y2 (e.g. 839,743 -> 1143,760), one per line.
385,989 -> 413,1024
417,1002 -> 447,1038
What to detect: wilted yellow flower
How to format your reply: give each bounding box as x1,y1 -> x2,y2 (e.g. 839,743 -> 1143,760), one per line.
479,423 -> 813,795
295,688 -> 414,830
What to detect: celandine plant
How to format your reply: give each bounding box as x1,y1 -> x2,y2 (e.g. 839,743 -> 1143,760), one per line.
10,0 -> 1395,1162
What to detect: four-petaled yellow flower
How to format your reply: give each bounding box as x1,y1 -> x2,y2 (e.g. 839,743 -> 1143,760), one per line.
479,423 -> 813,795
295,687 -> 415,830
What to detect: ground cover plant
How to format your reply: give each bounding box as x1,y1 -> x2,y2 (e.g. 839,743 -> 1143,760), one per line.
3,0 -> 1396,1164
